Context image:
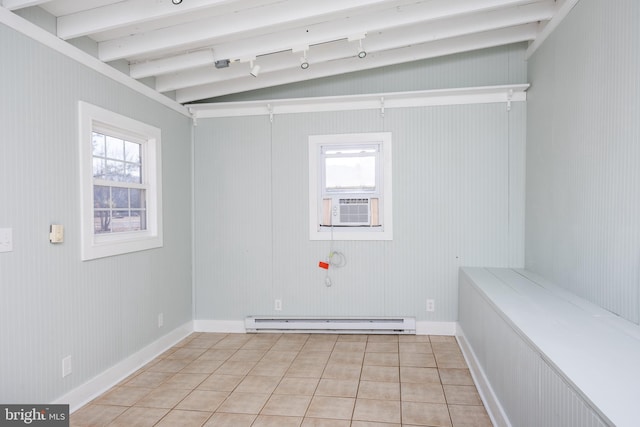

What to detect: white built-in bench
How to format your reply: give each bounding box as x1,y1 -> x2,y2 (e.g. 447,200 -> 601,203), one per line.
457,267 -> 640,427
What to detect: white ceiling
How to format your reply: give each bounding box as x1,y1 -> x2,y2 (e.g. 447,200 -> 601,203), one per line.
3,0 -> 564,104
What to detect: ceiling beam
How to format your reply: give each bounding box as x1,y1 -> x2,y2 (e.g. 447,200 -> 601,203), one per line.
56,0 -> 274,40
154,2 -> 553,92
1,0 -> 52,10
97,0 -> 393,62
175,23 -> 539,103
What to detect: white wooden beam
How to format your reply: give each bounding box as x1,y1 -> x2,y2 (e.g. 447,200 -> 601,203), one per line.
176,23 -> 539,103
132,0 -> 553,79
2,0 -> 52,10
526,0 -> 581,58
57,0 -> 249,40
97,0 -> 393,62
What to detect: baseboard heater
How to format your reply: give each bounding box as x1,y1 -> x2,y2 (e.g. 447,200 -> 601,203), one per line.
245,316 -> 416,334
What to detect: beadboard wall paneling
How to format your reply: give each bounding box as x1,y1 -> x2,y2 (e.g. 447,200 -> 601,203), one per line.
0,22 -> 193,403
525,0 -> 640,323
193,101 -> 526,322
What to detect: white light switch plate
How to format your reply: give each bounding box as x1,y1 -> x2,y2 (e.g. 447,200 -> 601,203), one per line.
0,228 -> 13,253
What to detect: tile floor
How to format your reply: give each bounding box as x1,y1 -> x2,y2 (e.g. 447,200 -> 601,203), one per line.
71,333 -> 492,427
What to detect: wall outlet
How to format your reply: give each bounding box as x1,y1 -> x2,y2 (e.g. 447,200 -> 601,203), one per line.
274,299 -> 282,311
426,299 -> 435,312
62,356 -> 72,378
158,312 -> 164,328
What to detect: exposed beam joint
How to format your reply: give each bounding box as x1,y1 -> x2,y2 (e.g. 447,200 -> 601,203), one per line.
2,0 -> 52,10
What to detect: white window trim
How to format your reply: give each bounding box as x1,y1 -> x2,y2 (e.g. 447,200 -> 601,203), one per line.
309,132 -> 392,241
79,101 -> 163,260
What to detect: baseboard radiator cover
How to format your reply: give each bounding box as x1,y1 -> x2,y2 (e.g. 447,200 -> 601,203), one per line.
245,316 -> 416,334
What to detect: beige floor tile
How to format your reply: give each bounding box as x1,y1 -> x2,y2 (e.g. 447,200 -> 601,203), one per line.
197,373 -> 244,391
399,342 -> 433,354
175,389 -> 229,411
295,351 -> 332,364
301,418 -> 351,426
273,377 -> 319,395
365,342 -> 398,353
123,371 -> 172,388
332,341 -> 367,352
400,366 -> 441,384
399,351 -> 437,368
260,394 -> 311,417
197,348 -> 236,361
302,341 -> 336,352
429,335 -> 457,343
165,347 -> 208,361
399,334 -> 430,343
212,334 -> 253,349
337,334 -> 368,342
357,380 -> 400,400
216,392 -> 270,414
322,363 -> 362,380
252,414 -> 303,427
229,349 -> 268,362
235,375 -> 281,394
261,350 -> 299,363
435,352 -> 468,369
366,335 -> 398,343
448,404 -> 493,427
363,351 -> 399,367
146,358 -> 191,373
164,372 -> 209,389
286,362 -> 326,378
444,385 -> 483,405
329,351 -> 365,365
250,361 -> 291,377
361,365 -> 399,383
401,401 -> 452,427
69,404 -> 127,427
350,422 -> 400,427
203,412 -> 256,426
315,378 -> 359,397
134,385 -> 191,408
438,369 -> 475,386
352,398 -> 401,424
92,386 -> 152,406
181,359 -> 226,374
401,382 -> 446,403
305,396 -> 355,420
154,409 -> 212,427
215,360 -> 258,376
108,406 -> 169,427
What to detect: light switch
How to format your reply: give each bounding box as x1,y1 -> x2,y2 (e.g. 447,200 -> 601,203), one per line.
0,228 -> 13,253
50,224 -> 64,243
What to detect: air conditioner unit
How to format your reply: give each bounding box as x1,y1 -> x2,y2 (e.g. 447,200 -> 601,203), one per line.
322,197 -> 379,226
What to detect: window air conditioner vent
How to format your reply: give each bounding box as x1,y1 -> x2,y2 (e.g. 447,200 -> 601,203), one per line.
338,198 -> 369,224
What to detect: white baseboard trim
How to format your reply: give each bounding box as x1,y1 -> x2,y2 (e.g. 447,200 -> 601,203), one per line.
415,321 -> 457,336
456,324 -> 511,427
54,321 -> 193,413
194,319 -> 246,333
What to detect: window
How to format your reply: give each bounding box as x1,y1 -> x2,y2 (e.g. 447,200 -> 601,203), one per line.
309,132 -> 392,240
79,102 -> 163,260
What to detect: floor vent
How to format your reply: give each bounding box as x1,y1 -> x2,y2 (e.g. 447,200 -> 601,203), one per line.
245,316 -> 416,334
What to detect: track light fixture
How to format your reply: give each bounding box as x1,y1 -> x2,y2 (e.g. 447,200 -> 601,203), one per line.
249,60 -> 260,77
300,50 -> 309,69
171,0 -> 182,4
357,40 -> 367,58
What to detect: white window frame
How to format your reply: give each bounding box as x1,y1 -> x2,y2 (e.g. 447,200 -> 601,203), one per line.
79,101 -> 163,260
309,132 -> 392,240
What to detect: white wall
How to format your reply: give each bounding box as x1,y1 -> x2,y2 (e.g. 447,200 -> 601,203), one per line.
525,0 -> 640,324
194,97 -> 527,323
0,22 -> 193,403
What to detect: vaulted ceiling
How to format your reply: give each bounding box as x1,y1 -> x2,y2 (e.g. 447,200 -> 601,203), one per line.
3,0 -> 566,104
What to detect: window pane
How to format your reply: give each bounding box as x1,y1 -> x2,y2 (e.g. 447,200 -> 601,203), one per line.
94,186 -> 111,208
105,160 -> 125,181
94,211 -> 111,233
92,132 -> 105,156
93,158 -> 105,179
325,155 -> 376,191
130,189 -> 145,208
111,211 -> 130,232
126,164 -> 141,183
130,211 -> 145,231
106,136 -> 124,160
112,187 -> 129,209
125,141 -> 140,164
